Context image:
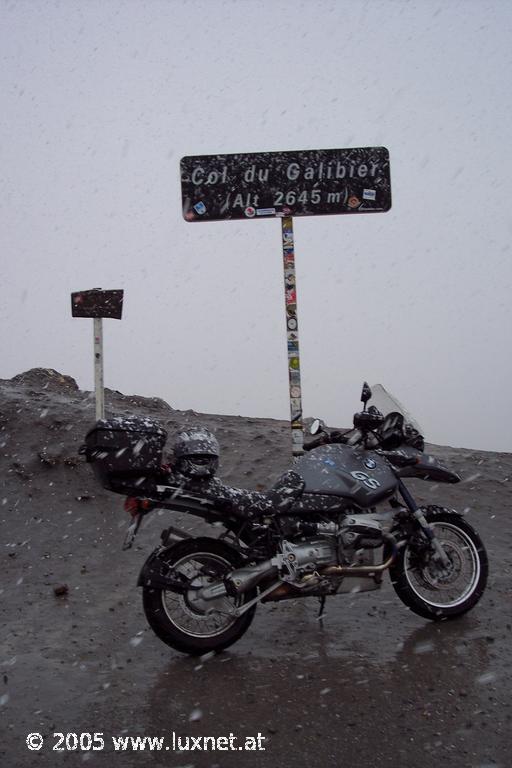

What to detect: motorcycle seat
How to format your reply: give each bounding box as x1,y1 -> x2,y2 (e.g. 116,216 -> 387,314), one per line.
182,470 -> 305,519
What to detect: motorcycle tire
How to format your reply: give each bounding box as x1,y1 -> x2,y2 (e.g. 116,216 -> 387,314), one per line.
389,507 -> 488,621
142,537 -> 257,655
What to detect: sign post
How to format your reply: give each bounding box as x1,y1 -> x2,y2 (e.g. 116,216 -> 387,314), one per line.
281,216 -> 304,453
181,147 -> 391,454
93,317 -> 104,420
71,289 -> 124,421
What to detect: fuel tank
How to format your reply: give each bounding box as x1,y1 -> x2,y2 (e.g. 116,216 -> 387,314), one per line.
294,444 -> 398,508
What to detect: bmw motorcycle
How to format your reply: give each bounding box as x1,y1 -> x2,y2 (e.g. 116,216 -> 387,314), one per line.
82,382 -> 488,655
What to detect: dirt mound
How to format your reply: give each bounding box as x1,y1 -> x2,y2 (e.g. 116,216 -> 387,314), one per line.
8,367 -> 79,392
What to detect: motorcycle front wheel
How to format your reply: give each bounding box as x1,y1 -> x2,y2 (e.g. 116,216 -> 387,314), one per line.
389,508 -> 488,621
142,537 -> 257,655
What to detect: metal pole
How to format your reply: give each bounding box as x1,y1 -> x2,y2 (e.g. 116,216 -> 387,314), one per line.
281,216 -> 304,456
93,317 -> 105,420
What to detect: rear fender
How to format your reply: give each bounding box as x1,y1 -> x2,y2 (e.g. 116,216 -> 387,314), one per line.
137,544 -> 185,590
137,536 -> 247,590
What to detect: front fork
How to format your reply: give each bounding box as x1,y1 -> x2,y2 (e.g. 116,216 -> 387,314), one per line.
397,481 -> 450,566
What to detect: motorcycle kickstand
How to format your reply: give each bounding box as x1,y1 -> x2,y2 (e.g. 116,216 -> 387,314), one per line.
317,595 -> 326,621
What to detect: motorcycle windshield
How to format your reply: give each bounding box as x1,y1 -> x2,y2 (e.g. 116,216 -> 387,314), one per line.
368,383 -> 423,434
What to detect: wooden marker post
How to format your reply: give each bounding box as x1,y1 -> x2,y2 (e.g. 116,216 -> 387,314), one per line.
93,317 -> 105,420
71,288 -> 124,421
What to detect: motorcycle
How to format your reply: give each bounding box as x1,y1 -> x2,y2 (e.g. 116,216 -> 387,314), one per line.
81,382 -> 488,655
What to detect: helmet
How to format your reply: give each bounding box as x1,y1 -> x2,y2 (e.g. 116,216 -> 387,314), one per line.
173,427 -> 220,479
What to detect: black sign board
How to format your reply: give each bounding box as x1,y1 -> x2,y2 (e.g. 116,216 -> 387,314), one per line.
71,289 -> 124,319
181,147 -> 391,222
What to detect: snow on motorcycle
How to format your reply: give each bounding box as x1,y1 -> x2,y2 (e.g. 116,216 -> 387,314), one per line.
81,382 -> 488,655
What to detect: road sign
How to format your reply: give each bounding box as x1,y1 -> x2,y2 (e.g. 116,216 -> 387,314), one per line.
181,146 -> 392,455
71,289 -> 124,319
181,146 -> 391,222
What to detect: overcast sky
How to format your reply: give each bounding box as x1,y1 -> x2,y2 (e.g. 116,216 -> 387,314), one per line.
2,0 -> 511,451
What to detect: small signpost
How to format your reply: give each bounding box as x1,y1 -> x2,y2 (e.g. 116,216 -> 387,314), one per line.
181,147 -> 391,454
71,289 -> 124,420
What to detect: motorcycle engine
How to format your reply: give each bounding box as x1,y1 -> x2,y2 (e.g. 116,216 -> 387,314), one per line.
280,518 -> 383,578
226,518 -> 385,596
280,537 -> 338,578
290,516 -> 384,571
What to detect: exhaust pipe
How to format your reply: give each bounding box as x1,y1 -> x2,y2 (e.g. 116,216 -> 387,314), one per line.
263,534 -> 398,601
321,552 -> 395,577
322,533 -> 397,576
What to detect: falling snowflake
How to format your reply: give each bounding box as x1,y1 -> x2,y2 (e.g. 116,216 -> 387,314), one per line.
476,672 -> 496,685
413,642 -> 434,655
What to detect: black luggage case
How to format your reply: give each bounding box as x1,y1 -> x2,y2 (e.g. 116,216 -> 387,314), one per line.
83,416 -> 168,494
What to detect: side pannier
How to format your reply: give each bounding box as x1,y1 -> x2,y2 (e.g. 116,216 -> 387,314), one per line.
82,416 -> 168,494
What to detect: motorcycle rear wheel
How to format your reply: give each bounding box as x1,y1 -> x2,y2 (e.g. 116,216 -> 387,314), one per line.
389,508 -> 488,621
142,537 -> 256,655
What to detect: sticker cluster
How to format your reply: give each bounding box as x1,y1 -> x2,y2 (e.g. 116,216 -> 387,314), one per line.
281,218 -> 303,449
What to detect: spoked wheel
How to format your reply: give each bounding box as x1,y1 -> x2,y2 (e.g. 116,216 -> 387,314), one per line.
390,509 -> 488,620
142,537 -> 256,655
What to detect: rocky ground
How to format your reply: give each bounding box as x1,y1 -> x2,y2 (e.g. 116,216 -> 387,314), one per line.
1,368 -> 511,767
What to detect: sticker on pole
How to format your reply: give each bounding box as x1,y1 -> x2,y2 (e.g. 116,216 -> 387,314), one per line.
181,147 -> 391,222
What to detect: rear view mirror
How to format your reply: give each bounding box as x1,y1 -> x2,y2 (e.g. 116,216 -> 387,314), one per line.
361,381 -> 372,407
310,419 -> 323,435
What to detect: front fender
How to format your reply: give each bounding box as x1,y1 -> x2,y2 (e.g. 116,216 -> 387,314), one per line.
421,504 -> 463,519
387,504 -> 464,546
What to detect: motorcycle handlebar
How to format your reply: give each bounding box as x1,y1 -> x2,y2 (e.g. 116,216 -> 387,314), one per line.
303,429 -> 353,451
304,411 -> 423,455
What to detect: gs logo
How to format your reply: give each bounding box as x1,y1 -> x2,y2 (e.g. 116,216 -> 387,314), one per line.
350,470 -> 381,490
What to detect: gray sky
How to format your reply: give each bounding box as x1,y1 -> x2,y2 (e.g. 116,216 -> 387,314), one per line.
2,0 -> 512,451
